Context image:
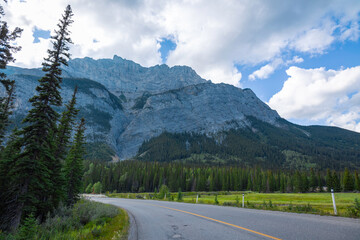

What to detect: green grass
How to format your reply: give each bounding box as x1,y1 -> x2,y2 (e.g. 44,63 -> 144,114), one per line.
107,191 -> 360,217
0,200 -> 129,240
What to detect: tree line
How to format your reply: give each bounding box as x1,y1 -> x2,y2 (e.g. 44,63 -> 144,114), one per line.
0,5 -> 86,232
82,160 -> 360,194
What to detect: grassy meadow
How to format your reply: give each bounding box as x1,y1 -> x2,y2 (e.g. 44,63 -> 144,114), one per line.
107,191 -> 360,217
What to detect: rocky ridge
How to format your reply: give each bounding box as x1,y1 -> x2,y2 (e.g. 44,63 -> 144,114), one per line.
3,56 -> 280,159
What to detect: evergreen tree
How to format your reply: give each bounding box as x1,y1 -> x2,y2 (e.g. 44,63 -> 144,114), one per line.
177,188 -> 183,201
309,168 -> 317,192
354,171 -> 360,192
342,168 -> 354,192
332,171 -> 341,192
326,169 -> 333,192
63,118 -> 86,205
55,86 -> 79,160
0,2 -> 22,144
4,5 -> 73,230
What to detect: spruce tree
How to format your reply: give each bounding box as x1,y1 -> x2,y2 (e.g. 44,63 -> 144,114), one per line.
332,171 -> 341,192
0,1 -> 22,232
0,3 -> 22,144
63,118 -> 86,206
354,171 -> 360,191
5,5 -> 73,229
343,168 -> 354,192
56,86 -> 79,159
326,169 -> 333,192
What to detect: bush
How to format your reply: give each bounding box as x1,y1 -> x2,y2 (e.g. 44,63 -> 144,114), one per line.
72,200 -> 119,225
16,214 -> 38,240
93,182 -> 103,194
222,201 -> 236,207
214,195 -> 219,205
158,185 -> 170,199
177,188 -> 183,201
346,198 -> 360,218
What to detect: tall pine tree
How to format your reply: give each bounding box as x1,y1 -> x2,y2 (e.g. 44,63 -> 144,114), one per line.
4,5 -> 73,230
0,1 -> 22,232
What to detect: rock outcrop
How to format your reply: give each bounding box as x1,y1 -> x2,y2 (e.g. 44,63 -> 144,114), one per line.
3,56 -> 280,159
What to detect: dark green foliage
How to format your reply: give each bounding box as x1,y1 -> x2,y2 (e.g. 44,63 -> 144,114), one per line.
0,79 -> 15,144
0,3 -> 22,144
2,5 -> 74,230
326,169 -> 332,192
346,198 -> 360,218
15,214 -> 38,240
343,168 -> 354,192
82,160 -> 358,195
64,118 -> 86,205
85,142 -> 116,162
93,182 -> 103,194
56,86 -> 79,161
137,117 -> 360,170
214,195 -> 219,205
332,171 -> 341,192
177,188 -> 183,201
159,184 -> 170,199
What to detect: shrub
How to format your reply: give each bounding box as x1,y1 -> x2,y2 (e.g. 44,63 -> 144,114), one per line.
16,214 -> 38,240
93,182 -> 103,194
214,195 -> 219,205
159,185 -> 170,199
72,200 -> 119,225
346,198 -> 360,218
177,188 -> 183,201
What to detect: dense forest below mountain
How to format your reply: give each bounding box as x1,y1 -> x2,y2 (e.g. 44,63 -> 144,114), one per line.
136,117 -> 360,170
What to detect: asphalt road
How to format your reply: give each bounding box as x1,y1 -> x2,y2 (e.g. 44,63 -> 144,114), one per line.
90,197 -> 360,240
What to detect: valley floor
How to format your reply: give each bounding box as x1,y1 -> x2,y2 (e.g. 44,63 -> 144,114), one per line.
106,191 -> 360,218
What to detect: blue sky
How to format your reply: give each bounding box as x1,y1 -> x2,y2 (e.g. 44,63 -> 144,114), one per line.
5,0 -> 360,132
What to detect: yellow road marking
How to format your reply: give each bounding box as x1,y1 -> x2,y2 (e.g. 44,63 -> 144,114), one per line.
147,204 -> 282,240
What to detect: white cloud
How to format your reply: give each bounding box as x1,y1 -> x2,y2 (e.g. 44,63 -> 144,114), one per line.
3,0 -> 360,87
249,56 -> 303,81
269,66 -> 360,132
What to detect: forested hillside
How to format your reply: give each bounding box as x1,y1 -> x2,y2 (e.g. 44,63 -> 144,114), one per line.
137,117 -> 360,170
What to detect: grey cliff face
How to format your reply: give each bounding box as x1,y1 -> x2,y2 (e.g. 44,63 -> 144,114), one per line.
62,55 -> 207,98
2,56 -> 280,160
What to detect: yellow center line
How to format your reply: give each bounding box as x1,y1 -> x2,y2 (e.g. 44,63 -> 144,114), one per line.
147,203 -> 282,240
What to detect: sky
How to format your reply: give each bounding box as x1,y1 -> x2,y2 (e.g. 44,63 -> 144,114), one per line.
4,0 -> 360,132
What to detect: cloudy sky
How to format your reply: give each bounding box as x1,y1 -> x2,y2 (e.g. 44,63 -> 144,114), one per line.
4,0 -> 360,132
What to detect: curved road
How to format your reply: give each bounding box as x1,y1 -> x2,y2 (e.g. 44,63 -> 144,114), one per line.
90,197 -> 360,240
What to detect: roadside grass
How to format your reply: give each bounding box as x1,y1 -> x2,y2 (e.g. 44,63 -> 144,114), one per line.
107,191 -> 360,217
0,199 -> 129,240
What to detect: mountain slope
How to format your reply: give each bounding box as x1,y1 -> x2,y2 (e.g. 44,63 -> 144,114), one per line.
2,56 -> 360,169
137,117 -> 360,169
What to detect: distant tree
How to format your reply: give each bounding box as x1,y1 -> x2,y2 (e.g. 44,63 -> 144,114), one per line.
214,195 -> 219,205
343,168 -> 354,192
177,188 -> 183,201
332,171 -> 341,192
159,184 -> 170,199
309,168 -> 317,191
63,118 -> 86,205
326,169 -> 333,192
93,181 -> 103,194
85,183 -> 93,194
354,171 -> 360,192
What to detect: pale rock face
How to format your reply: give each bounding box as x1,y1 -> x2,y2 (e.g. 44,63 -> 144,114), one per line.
2,56 -> 280,159
62,55 -> 207,98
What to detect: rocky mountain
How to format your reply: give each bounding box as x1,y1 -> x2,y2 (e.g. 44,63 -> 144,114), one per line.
2,56 -> 360,169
